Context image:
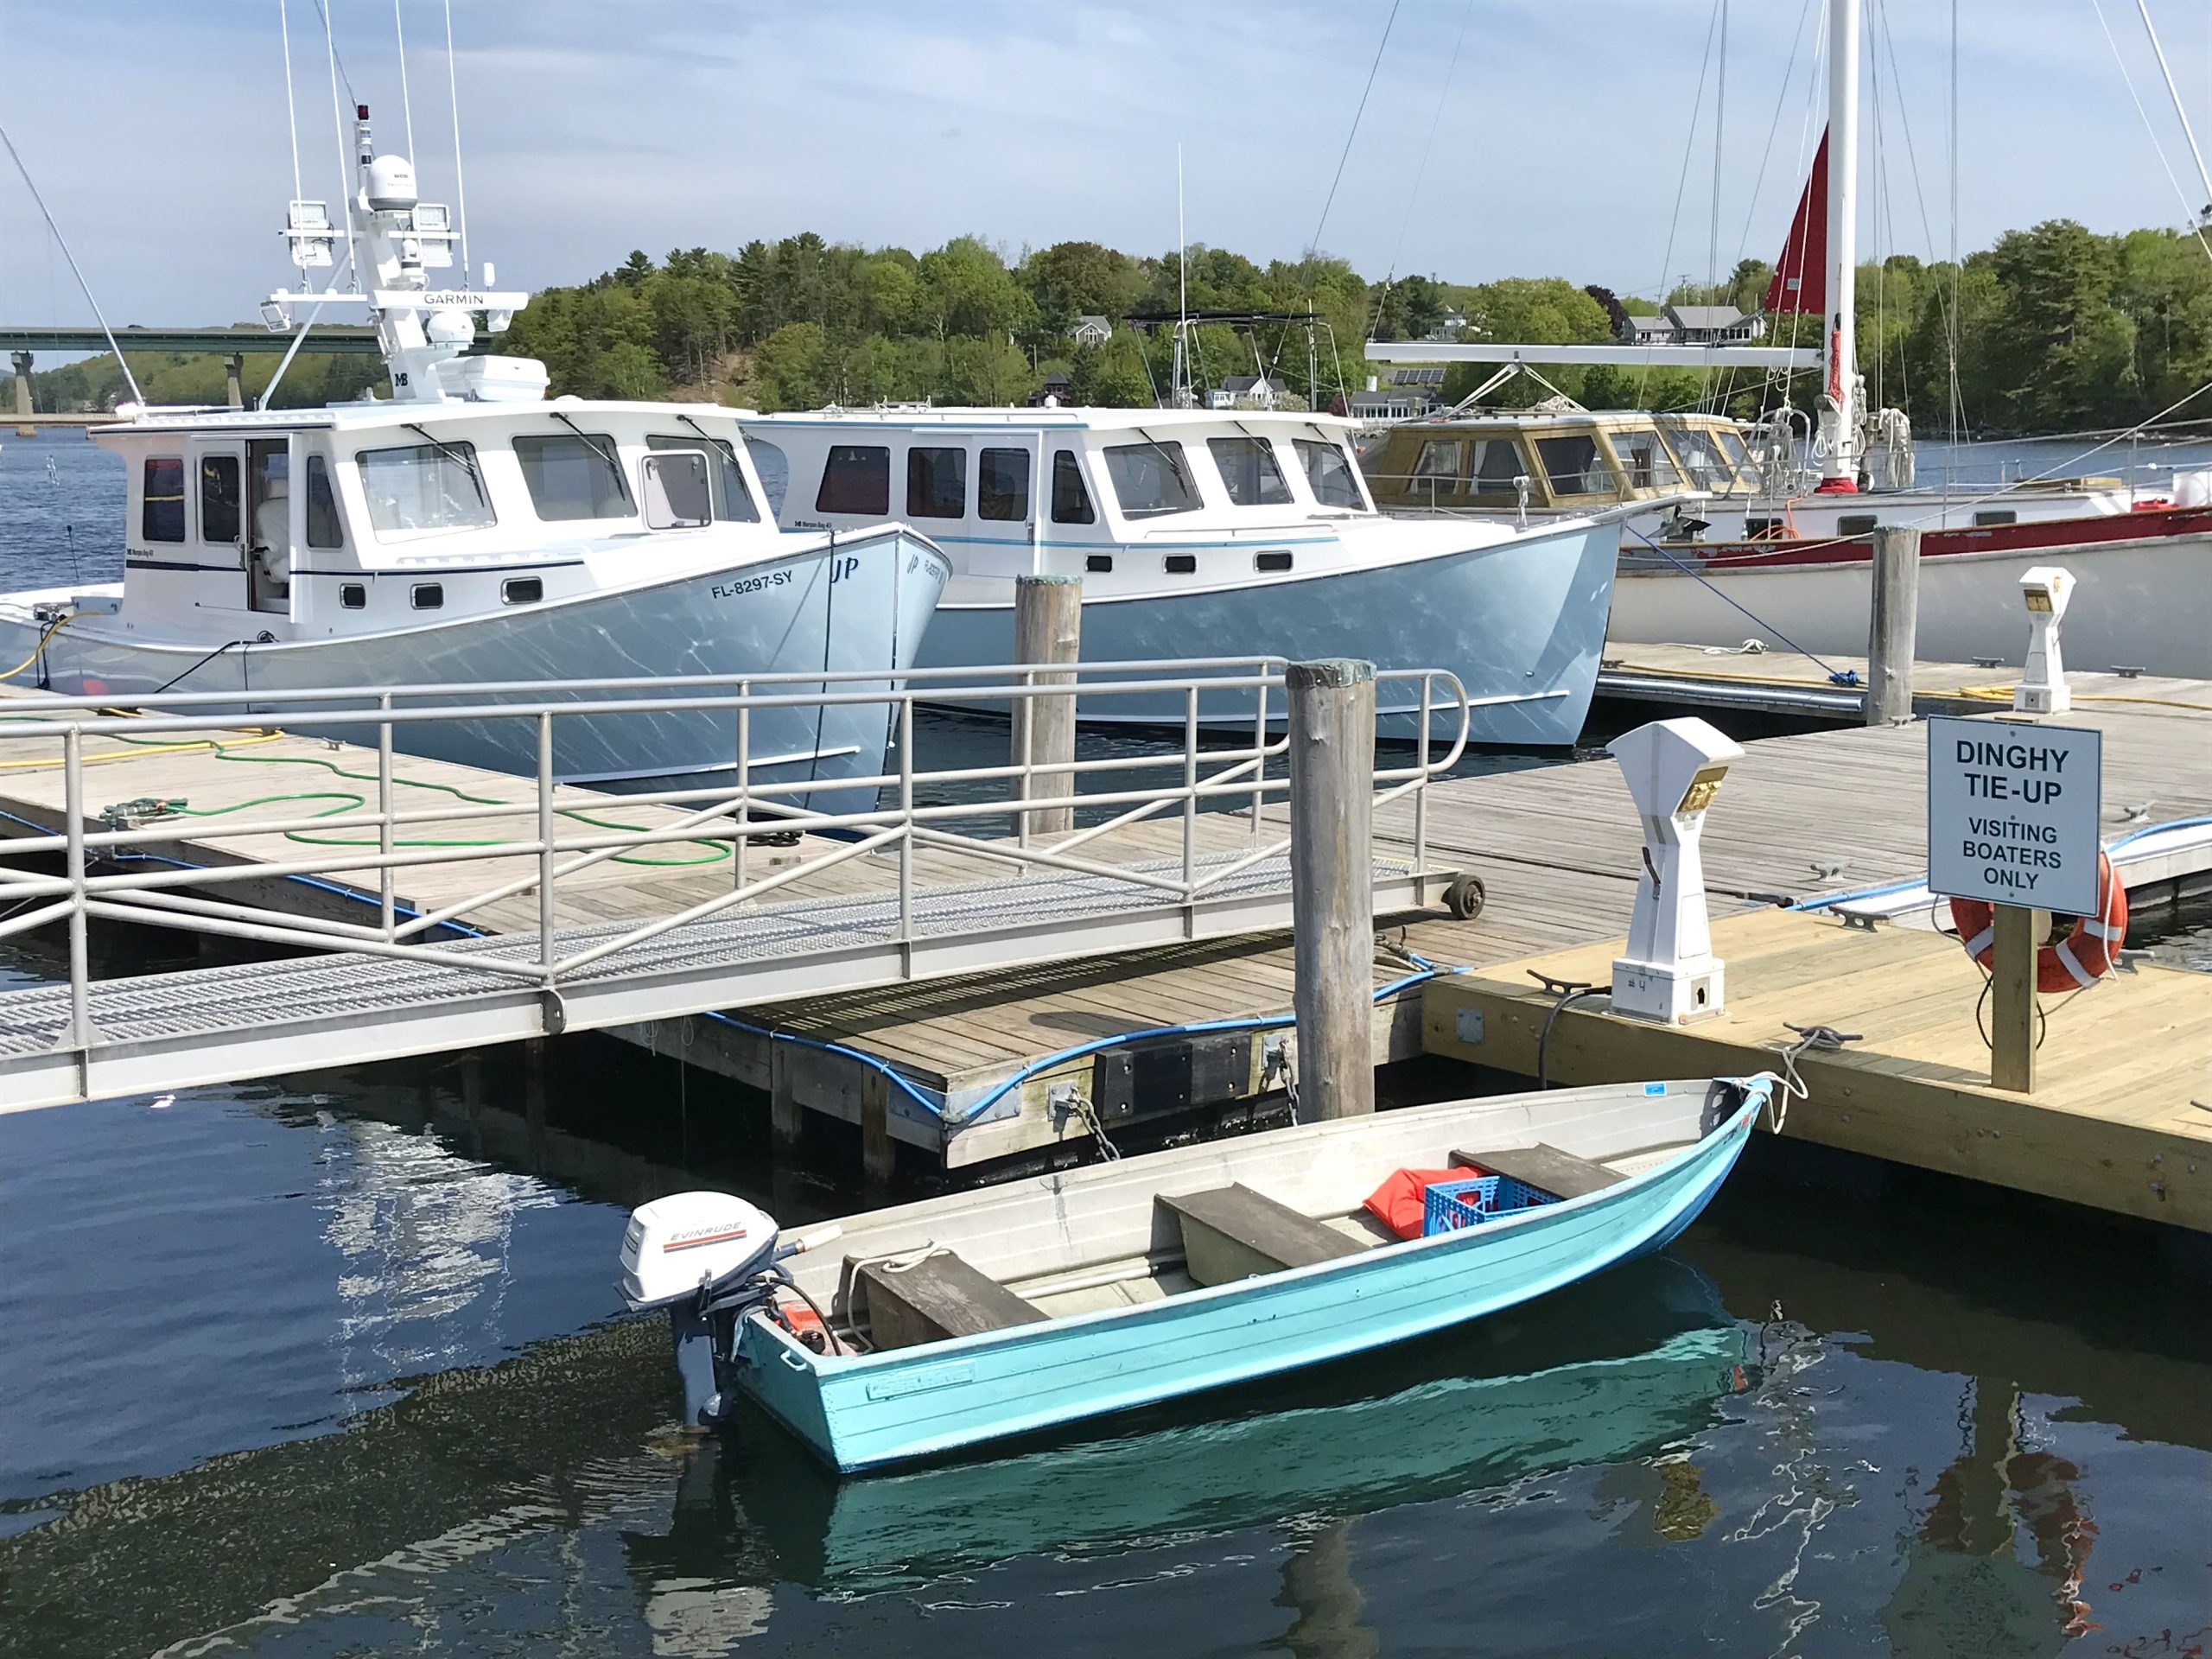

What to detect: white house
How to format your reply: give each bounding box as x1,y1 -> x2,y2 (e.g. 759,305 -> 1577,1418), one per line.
1618,304 -> 1767,346
1207,372 -> 1290,410
1071,315 -> 1113,346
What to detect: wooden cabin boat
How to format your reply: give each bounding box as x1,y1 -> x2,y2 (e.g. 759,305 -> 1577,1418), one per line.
1361,404 -> 2212,677
620,1076 -> 1774,1472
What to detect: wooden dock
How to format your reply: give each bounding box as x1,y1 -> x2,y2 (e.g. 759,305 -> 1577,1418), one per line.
1597,641 -> 2212,722
5,675 -> 2210,1217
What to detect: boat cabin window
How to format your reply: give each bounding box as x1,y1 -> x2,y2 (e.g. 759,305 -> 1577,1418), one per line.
639,451 -> 714,530
1164,554 -> 1197,574
1050,450 -> 1095,524
1295,438 -> 1365,508
1468,438 -> 1527,496
648,434 -> 759,522
1411,439 -> 1464,496
1606,428 -> 1681,491
1085,553 -> 1112,572
304,454 -> 345,548
1667,426 -> 1754,493
977,448 -> 1030,521
200,454 -> 243,543
1535,435 -> 1615,498
142,457 -> 187,542
1208,436 -> 1291,506
1255,550 -> 1294,572
1974,509 -> 2017,527
340,582 -> 366,608
514,433 -> 632,522
906,446 -> 966,518
503,576 -> 543,604
1838,513 -> 1878,536
1103,440 -> 1199,518
411,582 -> 444,609
744,436 -> 791,518
817,444 -> 890,515
357,441 -> 496,537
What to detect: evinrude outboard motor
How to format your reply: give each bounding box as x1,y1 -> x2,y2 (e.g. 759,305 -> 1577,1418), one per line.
619,1192 -> 841,1427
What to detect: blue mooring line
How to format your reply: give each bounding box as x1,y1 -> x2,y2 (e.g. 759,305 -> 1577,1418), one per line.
11,810 -> 1477,1126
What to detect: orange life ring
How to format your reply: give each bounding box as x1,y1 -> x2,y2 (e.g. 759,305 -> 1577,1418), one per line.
1948,850 -> 2127,993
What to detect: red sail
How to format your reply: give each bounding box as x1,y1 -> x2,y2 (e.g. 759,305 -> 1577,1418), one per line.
1763,130 -> 1828,315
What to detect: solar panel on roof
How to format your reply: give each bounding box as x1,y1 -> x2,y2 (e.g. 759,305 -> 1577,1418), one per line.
1392,366 -> 1447,386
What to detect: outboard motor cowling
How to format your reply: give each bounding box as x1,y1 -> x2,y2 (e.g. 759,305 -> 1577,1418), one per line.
622,1192 -> 780,1427
619,1192 -> 842,1430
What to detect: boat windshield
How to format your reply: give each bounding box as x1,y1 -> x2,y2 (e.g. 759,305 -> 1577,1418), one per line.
1103,440 -> 1200,518
1665,425 -> 1755,493
1606,427 -> 1681,491
357,441 -> 496,537
1535,434 -> 1618,498
1295,438 -> 1366,508
1208,436 -> 1291,506
515,433 -> 634,522
648,434 -> 759,522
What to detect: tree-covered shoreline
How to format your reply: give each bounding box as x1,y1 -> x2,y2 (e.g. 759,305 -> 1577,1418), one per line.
13,217 -> 2208,439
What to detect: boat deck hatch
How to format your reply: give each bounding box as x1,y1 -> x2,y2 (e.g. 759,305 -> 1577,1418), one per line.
854,1249 -> 1047,1352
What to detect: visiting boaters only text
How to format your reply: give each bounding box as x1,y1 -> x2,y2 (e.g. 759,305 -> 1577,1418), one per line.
1925,716 -> 2102,917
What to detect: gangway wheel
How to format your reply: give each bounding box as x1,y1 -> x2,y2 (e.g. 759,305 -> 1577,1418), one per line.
1442,873 -> 1486,921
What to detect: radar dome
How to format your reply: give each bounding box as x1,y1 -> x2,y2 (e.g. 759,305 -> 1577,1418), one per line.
365,154 -> 418,212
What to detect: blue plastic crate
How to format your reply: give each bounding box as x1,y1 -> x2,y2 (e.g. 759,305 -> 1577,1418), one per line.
1421,1172 -> 1559,1236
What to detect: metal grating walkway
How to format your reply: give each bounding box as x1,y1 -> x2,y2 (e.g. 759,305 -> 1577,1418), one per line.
0,849 -> 1432,1111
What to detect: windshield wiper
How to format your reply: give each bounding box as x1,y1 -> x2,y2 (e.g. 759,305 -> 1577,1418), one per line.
550,410 -> 626,480
402,422 -> 482,486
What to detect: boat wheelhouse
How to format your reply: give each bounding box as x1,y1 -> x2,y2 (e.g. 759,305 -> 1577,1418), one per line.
0,105 -> 948,791
741,406 -> 1630,747
1357,401 -> 2211,677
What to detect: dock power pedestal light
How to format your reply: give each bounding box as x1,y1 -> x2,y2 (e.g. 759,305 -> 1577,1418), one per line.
1608,717 -> 1744,1024
2013,565 -> 2075,715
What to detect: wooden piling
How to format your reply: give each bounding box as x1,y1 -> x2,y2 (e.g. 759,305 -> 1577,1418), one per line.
770,1039 -> 802,1147
1866,524 -> 1922,725
1011,574 -> 1081,838
861,1067 -> 894,1188
1287,658 -> 1376,1122
1990,904 -> 2039,1092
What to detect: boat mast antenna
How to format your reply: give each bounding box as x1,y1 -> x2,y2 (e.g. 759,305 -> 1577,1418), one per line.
392,0 -> 416,164
443,0 -> 469,283
280,0 -> 304,205
322,0 -> 362,289
1173,141 -> 1188,407
0,120 -> 144,406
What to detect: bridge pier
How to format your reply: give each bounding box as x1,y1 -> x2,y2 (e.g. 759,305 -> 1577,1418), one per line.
223,353 -> 245,410
10,350 -> 32,435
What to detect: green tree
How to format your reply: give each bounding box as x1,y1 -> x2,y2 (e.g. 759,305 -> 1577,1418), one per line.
753,321 -> 829,410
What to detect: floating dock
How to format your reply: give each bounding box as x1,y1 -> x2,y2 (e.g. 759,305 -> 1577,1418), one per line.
3,670 -> 2209,1220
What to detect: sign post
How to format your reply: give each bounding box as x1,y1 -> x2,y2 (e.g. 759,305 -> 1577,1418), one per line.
1926,715 -> 2102,1093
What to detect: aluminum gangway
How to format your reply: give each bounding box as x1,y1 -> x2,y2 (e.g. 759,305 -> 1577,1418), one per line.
0,659 -> 1470,1113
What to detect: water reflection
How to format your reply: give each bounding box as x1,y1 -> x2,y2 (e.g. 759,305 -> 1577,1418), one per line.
651,1255 -> 1745,1599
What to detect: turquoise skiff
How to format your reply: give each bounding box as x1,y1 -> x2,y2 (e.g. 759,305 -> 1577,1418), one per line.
621,1075 -> 1774,1472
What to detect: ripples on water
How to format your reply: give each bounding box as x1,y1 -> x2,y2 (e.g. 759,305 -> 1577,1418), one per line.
0,976 -> 2206,1658
3,435 -> 2211,1656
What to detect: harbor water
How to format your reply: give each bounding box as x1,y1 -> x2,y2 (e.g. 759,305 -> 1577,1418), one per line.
3,430 -> 2210,1656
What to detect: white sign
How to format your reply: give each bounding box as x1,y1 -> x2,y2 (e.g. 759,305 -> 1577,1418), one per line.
1926,716 -> 2102,916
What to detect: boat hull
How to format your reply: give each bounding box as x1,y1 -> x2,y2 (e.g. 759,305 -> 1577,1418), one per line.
734,1085 -> 1760,1471
0,527 -> 948,807
1609,518 -> 2212,677
914,517 -> 1620,747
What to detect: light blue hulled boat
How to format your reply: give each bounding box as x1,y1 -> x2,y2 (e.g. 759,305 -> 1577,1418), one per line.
620,1077 -> 1774,1472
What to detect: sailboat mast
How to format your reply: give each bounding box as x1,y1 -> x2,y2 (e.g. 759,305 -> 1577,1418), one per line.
1817,0 -> 1861,491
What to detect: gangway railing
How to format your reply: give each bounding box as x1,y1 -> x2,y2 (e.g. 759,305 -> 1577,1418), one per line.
0,658 -> 1470,1109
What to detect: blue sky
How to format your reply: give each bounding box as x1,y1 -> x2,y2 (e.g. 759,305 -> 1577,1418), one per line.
3,0 -> 2209,328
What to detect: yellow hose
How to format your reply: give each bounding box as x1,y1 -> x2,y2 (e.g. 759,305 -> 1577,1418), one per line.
0,728 -> 288,772
0,613 -> 73,682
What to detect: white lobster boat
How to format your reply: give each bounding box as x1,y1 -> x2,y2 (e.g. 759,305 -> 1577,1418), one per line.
0,106 -> 947,794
